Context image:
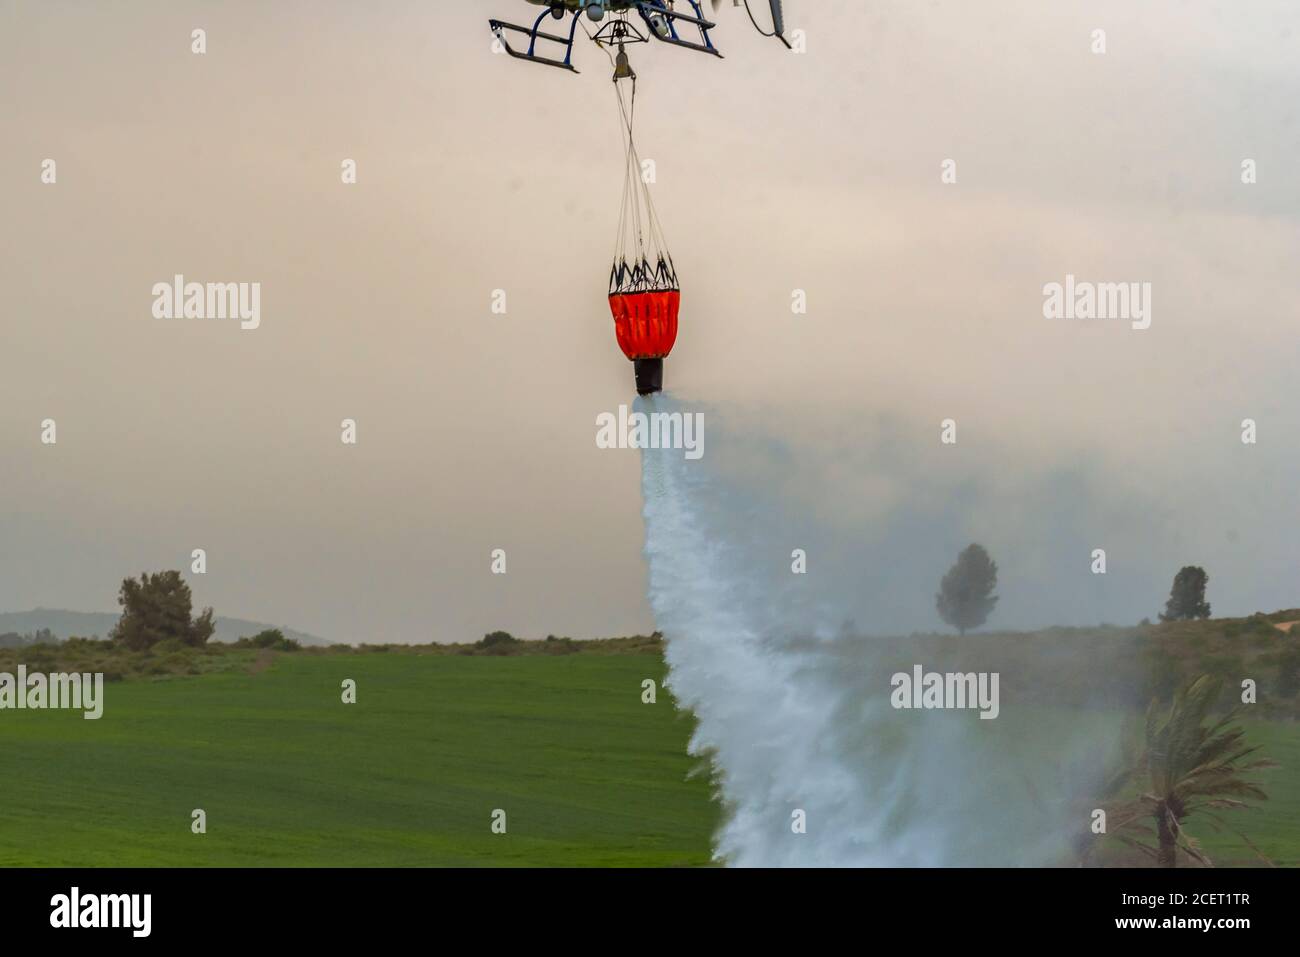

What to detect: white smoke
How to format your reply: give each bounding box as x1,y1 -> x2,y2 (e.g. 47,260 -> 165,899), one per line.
638,394 -> 1135,866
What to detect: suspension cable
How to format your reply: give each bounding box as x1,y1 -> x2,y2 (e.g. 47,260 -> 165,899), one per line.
743,0 -> 778,37
583,14 -> 676,292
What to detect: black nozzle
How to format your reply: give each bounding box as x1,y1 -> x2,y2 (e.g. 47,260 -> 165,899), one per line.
633,358 -> 663,396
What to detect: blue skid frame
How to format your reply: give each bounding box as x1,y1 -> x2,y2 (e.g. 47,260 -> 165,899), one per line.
489,7 -> 584,73
634,1 -> 722,57
488,1 -> 723,73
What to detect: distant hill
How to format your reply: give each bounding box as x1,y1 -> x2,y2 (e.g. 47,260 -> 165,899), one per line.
0,608 -> 331,647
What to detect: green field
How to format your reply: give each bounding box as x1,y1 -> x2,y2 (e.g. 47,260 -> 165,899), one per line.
1167,718 -> 1300,867
2,648 -> 1297,867
0,654 -> 720,866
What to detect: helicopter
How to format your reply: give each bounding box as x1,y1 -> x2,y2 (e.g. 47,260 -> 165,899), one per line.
486,2 -> 793,395
489,0 -> 790,73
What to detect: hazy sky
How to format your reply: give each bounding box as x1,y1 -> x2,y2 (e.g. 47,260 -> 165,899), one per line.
3,1 -> 1298,642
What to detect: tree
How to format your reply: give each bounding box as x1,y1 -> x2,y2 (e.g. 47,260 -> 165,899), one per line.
110,571 -> 215,651
935,543 -> 999,635
1159,566 -> 1211,621
1116,675 -> 1275,867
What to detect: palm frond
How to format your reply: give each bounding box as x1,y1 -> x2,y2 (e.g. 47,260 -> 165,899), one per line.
1131,673 -> 1275,867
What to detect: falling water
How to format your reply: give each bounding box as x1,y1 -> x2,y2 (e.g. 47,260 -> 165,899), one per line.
638,393 -> 1133,866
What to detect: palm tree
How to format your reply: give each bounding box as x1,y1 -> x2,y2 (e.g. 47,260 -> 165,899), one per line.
1120,674 -> 1276,867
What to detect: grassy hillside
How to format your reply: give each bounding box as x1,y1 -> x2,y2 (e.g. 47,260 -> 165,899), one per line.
0,653 -> 718,866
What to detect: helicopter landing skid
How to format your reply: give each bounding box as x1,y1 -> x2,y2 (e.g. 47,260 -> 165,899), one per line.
489,8 -> 582,73
634,1 -> 723,58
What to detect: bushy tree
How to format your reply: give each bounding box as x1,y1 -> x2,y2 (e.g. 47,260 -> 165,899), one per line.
1159,566 -> 1211,621
935,544 -> 999,636
110,571 -> 215,651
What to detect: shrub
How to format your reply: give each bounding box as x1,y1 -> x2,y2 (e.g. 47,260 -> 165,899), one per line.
233,629 -> 302,652
1202,653 -> 1244,680
162,651 -> 199,674
1143,646 -> 1183,702
18,647 -> 58,672
477,631 -> 519,649
249,629 -> 284,649
1276,647 -> 1300,698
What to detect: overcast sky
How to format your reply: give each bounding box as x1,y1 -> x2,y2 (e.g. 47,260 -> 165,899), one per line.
2,1 -> 1297,642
